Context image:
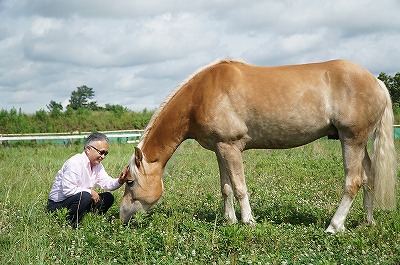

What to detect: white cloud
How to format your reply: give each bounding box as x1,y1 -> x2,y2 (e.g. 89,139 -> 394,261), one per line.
0,0 -> 399,114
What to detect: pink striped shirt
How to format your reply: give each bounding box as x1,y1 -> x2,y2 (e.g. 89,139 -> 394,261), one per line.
48,152 -> 121,202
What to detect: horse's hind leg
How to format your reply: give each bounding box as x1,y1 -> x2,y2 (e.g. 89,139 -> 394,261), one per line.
325,142 -> 365,233
215,142 -> 255,226
362,148 -> 376,226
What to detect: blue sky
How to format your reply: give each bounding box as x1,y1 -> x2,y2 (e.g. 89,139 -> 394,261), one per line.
1,0 -> 400,113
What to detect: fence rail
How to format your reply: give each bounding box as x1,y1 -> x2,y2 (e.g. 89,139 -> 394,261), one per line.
1,126 -> 400,145
0,130 -> 144,145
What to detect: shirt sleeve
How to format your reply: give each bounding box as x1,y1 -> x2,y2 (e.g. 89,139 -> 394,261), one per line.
95,164 -> 122,191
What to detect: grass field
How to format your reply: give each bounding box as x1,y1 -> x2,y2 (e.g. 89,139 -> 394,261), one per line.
0,139 -> 399,264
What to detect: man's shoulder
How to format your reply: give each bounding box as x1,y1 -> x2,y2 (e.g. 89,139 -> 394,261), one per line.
64,152 -> 87,167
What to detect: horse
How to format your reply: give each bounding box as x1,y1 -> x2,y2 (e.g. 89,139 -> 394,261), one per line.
120,59 -> 397,233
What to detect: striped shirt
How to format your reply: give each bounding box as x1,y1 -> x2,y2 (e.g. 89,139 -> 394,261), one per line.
48,152 -> 121,202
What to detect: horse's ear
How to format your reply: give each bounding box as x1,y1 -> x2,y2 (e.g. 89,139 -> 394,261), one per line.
134,147 -> 143,168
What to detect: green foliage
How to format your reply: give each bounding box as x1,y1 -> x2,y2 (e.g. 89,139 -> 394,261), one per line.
68,85 -> 98,110
47,100 -> 63,113
378,72 -> 400,124
105,104 -> 129,117
0,81 -> 155,133
378,72 -> 400,106
0,141 -> 399,264
0,108 -> 154,134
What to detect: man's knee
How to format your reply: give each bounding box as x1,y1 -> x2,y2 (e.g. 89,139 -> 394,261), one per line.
102,192 -> 114,205
96,192 -> 114,213
46,200 -> 60,212
77,191 -> 93,208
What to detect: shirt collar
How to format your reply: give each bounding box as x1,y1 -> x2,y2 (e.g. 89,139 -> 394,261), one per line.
82,151 -> 91,167
82,151 -> 102,171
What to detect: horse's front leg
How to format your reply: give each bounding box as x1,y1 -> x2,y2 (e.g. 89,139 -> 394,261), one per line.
216,142 -> 255,226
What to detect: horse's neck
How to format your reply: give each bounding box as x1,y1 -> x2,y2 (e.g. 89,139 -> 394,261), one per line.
141,105 -> 189,166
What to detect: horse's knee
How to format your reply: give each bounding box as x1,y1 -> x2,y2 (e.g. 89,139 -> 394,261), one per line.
233,185 -> 248,200
222,184 -> 233,198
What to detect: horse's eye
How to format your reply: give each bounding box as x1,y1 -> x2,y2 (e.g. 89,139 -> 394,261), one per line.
126,180 -> 134,186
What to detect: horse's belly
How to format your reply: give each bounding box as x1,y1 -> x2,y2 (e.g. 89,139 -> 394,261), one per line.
247,130 -> 328,149
244,119 -> 335,149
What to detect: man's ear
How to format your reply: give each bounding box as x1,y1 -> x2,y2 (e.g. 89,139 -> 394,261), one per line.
134,147 -> 143,168
84,145 -> 90,155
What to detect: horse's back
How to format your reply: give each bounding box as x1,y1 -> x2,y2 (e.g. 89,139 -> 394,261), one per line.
187,60 -> 386,149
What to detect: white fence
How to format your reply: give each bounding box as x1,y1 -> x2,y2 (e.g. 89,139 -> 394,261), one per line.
2,126 -> 400,146
0,130 -> 144,145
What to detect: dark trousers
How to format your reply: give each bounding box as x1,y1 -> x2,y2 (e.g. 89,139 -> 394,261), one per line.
47,191 -> 114,228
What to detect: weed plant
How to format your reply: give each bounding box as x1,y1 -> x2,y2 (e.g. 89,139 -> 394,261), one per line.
0,140 -> 399,264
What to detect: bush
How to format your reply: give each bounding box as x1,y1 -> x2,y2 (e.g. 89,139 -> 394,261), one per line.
0,108 -> 155,134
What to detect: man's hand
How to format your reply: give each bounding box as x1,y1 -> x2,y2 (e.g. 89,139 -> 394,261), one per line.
118,166 -> 129,185
91,190 -> 100,204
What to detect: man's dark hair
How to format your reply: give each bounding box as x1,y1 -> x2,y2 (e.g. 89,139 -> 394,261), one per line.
84,132 -> 109,149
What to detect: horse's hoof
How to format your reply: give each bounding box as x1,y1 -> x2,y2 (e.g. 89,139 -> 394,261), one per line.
224,216 -> 238,225
366,219 -> 376,227
325,224 -> 345,233
244,218 -> 256,228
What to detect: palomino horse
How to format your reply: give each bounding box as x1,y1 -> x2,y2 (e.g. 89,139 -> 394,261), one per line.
120,59 -> 397,233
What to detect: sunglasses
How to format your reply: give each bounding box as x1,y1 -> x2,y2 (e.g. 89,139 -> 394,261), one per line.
90,145 -> 109,156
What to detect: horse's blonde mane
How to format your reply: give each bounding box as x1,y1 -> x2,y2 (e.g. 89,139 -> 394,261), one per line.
138,57 -> 245,148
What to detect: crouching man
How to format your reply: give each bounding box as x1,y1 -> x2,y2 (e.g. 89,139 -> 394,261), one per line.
47,132 -> 127,228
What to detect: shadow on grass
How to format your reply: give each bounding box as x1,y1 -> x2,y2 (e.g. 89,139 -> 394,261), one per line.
113,205 -> 226,229
106,203 -> 367,233
254,204 -> 367,230
253,204 -> 319,226
112,202 -> 370,231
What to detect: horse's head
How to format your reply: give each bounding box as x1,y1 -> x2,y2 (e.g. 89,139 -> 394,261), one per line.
119,147 -> 163,224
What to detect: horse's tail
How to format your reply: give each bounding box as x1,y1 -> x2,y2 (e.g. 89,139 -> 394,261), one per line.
371,79 -> 397,210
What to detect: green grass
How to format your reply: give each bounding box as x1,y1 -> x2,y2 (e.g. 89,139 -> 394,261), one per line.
1,140 -> 399,264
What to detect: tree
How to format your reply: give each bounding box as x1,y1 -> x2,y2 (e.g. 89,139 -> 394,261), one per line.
47,100 -> 63,118
47,100 -> 63,112
105,104 -> 128,116
68,85 -> 98,110
87,101 -> 101,111
378,72 -> 400,106
35,109 -> 48,122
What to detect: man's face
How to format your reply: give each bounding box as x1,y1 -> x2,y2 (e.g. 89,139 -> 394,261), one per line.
85,140 -> 109,167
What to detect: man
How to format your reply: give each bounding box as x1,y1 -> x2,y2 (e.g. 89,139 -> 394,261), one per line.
47,131 -> 128,228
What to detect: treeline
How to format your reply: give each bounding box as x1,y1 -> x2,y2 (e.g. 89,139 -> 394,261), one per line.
0,107 -> 154,134
378,72 -> 400,106
1,72 -> 400,135
1,85 -> 155,134
378,72 -> 400,124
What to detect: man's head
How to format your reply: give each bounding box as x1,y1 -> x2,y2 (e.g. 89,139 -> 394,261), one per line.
84,132 -> 109,167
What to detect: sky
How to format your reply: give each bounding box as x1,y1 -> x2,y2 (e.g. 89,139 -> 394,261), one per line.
1,0 -> 400,114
